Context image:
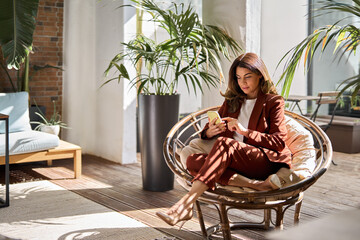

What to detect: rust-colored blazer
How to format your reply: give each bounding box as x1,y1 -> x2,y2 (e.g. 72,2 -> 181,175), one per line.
201,91 -> 292,168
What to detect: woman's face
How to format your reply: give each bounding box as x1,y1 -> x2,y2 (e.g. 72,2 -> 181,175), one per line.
235,67 -> 262,99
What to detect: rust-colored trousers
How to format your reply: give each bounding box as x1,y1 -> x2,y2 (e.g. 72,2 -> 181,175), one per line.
186,137 -> 284,190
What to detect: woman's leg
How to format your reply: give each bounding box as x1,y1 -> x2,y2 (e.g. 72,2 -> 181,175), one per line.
187,157 -> 278,191
187,153 -> 238,186
156,180 -> 208,227
157,137 -> 280,226
190,137 -> 276,189
187,137 -> 281,191
167,180 -> 208,215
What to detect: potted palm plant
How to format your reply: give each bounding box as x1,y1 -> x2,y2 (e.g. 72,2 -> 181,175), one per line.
103,0 -> 242,191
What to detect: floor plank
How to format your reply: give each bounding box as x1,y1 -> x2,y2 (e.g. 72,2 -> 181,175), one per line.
1,151 -> 359,240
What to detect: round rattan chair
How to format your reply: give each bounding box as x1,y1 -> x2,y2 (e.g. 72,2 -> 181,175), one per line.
163,106 -> 333,240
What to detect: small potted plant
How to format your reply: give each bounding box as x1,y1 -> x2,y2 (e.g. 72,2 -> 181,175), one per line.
31,100 -> 68,136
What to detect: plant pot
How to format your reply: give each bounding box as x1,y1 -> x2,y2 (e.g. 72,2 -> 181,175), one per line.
39,125 -> 60,136
138,94 -> 180,191
29,105 -> 46,130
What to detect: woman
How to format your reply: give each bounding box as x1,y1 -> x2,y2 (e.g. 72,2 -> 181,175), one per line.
156,52 -> 291,228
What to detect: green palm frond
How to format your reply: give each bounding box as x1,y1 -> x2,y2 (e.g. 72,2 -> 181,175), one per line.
278,0 -> 360,103
337,74 -> 360,107
103,0 -> 242,95
0,0 -> 40,70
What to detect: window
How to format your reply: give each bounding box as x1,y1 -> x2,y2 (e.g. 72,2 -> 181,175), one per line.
308,0 -> 360,117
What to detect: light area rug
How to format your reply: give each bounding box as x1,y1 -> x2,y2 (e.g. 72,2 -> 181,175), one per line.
0,181 -> 167,240
267,207 -> 360,240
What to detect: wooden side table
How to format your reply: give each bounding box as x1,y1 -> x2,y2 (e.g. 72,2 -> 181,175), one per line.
0,113 -> 9,207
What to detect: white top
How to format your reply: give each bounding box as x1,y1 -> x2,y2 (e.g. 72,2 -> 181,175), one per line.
233,98 -> 257,142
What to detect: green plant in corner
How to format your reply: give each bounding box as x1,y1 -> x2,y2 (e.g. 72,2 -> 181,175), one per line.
277,0 -> 360,108
0,0 -> 41,92
103,0 -> 242,95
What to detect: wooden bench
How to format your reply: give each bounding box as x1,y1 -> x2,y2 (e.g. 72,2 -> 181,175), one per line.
0,140 -> 81,179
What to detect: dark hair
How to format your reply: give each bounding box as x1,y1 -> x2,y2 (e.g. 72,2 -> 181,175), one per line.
221,52 -> 277,112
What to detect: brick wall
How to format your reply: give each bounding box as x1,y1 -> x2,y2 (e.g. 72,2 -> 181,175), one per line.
0,0 -> 64,120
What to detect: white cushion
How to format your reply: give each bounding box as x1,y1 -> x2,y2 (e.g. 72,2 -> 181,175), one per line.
284,115 -> 316,179
0,92 -> 32,134
0,130 -> 59,156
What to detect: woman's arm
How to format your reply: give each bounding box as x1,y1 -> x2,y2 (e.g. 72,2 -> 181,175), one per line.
201,101 -> 228,139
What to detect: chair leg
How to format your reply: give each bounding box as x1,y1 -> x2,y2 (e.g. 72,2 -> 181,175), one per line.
294,201 -> 302,225
219,204 -> 232,240
275,206 -> 284,230
195,201 -> 208,239
264,209 -> 271,230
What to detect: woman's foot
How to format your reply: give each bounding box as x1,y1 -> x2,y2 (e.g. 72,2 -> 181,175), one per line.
156,206 -> 193,229
156,180 -> 207,229
228,173 -> 281,191
264,174 -> 282,190
251,174 -> 281,191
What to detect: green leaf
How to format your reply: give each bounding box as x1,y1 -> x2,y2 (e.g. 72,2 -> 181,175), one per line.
102,0 -> 242,95
278,0 -> 360,98
334,30 -> 346,53
0,0 -> 40,70
118,64 -> 130,80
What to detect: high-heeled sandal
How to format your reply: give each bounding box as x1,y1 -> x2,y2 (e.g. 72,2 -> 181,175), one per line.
156,208 -> 193,230
267,174 -> 282,190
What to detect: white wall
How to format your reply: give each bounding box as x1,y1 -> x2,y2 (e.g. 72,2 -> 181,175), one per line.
261,0 -> 308,98
201,0 -> 248,108
63,0 -> 137,164
62,0 -> 309,164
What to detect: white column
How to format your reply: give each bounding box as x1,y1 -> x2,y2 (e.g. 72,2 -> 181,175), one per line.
202,0 -> 261,108
246,0 -> 261,54
63,0 -> 97,152
63,0 -> 137,164
121,0 -> 138,164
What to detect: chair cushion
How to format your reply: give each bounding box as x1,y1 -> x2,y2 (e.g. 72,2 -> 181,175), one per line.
0,92 -> 32,134
284,115 -> 316,179
0,130 -> 59,156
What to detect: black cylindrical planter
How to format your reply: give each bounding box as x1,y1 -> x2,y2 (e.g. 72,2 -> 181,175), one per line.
138,94 -> 180,191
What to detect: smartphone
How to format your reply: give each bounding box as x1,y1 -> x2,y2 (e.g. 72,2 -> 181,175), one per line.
207,111 -> 222,124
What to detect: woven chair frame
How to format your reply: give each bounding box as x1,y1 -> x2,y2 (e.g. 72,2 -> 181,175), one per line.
163,106 -> 333,239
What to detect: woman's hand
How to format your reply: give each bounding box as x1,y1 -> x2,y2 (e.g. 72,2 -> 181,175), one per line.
205,117 -> 226,138
222,117 -> 249,137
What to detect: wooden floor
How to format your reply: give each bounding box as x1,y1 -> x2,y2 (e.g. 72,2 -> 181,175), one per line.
1,151 -> 360,240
